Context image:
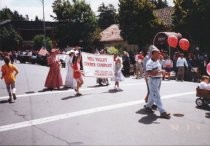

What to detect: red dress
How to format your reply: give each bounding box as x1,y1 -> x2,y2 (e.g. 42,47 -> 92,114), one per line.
72,62 -> 81,79
45,55 -> 63,89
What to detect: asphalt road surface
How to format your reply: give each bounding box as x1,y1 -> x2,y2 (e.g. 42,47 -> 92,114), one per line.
0,61 -> 209,145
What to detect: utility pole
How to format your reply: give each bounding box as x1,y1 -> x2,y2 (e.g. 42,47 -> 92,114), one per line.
41,0 -> 46,49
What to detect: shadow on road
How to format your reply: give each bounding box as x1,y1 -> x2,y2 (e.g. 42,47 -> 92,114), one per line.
173,113 -> 184,117
87,84 -> 109,88
61,93 -> 90,100
61,96 -> 77,100
25,91 -> 35,94
136,108 -> 159,124
102,89 -> 124,94
195,106 -> 210,111
38,87 -> 70,92
0,99 -> 9,104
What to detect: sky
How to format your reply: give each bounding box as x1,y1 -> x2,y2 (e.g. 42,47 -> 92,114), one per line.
0,0 -> 174,21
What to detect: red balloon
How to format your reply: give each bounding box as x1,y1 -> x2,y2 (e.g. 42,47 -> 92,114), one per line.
179,38 -> 190,51
207,63 -> 210,75
167,35 -> 178,48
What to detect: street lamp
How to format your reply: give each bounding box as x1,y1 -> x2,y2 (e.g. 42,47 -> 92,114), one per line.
41,0 -> 46,49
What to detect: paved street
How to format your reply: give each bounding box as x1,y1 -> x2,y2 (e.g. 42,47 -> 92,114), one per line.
0,61 -> 210,145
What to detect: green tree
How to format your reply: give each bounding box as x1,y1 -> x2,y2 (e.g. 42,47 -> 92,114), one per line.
151,0 -> 168,9
119,0 -> 164,47
97,3 -> 119,29
172,0 -> 210,52
0,8 -> 27,21
0,8 -> 26,51
32,35 -> 52,50
52,0 -> 97,48
0,25 -> 22,51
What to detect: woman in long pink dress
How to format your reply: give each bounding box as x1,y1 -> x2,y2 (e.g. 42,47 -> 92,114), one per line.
45,49 -> 63,90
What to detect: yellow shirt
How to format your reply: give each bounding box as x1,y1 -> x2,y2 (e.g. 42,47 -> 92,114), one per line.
1,63 -> 18,84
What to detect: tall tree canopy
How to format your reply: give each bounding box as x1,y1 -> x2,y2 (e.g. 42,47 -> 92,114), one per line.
119,0 -> 164,47
0,8 -> 27,21
172,0 -> 210,52
97,3 -> 118,29
151,0 -> 168,9
52,0 -> 97,48
0,25 -> 22,51
0,8 -> 25,51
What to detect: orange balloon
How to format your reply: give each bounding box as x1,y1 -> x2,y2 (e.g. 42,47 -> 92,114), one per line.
167,35 -> 178,48
179,38 -> 190,51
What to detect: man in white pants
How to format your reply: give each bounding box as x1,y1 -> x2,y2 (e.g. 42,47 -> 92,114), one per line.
144,46 -> 170,119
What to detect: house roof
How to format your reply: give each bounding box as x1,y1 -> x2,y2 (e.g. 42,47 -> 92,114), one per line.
100,24 -> 123,42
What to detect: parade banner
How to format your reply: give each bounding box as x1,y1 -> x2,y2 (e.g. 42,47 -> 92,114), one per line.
82,52 -> 114,78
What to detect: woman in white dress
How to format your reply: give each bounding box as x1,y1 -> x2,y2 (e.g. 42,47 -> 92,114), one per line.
65,50 -> 76,88
113,56 -> 124,90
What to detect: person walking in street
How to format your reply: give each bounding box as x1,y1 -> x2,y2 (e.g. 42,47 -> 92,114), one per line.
45,48 -> 63,90
113,56 -> 124,90
1,56 -> 19,103
72,54 -> 83,96
143,51 -> 151,103
176,53 -> 188,81
144,46 -> 170,119
65,50 -> 76,88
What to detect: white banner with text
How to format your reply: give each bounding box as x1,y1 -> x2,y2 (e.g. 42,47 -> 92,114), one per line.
82,52 -> 114,78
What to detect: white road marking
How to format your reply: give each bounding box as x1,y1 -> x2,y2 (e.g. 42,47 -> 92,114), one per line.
0,91 -> 195,132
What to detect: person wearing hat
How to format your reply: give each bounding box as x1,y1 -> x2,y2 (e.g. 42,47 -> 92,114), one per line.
44,48 -> 63,90
144,45 -> 171,119
65,50 -> 76,88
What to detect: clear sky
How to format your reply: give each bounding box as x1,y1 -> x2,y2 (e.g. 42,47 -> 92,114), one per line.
0,0 -> 174,21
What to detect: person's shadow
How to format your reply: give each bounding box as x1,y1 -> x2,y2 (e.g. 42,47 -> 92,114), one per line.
136,108 -> 159,124
0,100 -> 9,104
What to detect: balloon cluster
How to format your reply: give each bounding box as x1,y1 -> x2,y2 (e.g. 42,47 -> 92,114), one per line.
167,35 -> 190,51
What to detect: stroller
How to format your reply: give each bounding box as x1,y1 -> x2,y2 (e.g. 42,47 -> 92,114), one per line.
195,87 -> 210,107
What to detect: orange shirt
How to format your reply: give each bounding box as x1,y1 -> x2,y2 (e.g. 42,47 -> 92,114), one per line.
1,63 -> 18,84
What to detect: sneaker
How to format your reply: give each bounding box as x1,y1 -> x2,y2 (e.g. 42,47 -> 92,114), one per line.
75,93 -> 82,96
8,98 -> 15,103
151,104 -> 157,110
160,112 -> 171,119
13,93 -> 17,100
144,105 -> 154,113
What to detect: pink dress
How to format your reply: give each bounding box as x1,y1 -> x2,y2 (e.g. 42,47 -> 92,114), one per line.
45,55 -> 63,89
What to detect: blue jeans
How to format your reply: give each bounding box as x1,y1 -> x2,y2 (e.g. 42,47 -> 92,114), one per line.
146,77 -> 165,114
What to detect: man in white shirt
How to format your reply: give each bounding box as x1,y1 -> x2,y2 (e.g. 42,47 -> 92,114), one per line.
176,53 -> 188,81
144,46 -> 170,119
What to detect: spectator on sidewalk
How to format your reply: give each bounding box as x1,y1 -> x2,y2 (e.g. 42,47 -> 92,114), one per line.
176,53 -> 188,81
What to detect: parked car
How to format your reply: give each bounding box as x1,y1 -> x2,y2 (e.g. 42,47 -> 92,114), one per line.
36,54 -> 48,66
